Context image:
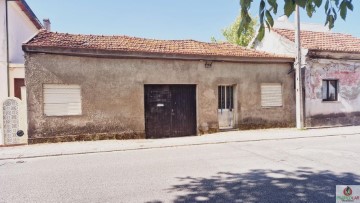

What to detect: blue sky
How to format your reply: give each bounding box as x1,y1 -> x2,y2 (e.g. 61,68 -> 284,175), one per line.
27,0 -> 360,42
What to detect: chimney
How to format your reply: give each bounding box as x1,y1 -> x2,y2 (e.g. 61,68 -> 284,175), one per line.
43,18 -> 51,31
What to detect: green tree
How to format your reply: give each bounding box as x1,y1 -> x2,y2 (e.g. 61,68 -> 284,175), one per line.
212,15 -> 257,47
239,0 -> 354,41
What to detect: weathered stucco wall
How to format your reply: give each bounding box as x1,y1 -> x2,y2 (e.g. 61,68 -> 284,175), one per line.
25,53 -> 295,142
305,58 -> 360,127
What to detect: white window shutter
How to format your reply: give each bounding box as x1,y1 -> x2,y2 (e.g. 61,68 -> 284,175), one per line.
43,84 -> 82,116
261,83 -> 283,107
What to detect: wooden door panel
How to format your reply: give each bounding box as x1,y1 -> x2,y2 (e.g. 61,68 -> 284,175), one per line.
145,85 -> 172,138
170,85 -> 196,137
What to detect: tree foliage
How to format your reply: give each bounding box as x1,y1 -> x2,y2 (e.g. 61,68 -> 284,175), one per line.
213,15 -> 257,47
239,0 -> 354,41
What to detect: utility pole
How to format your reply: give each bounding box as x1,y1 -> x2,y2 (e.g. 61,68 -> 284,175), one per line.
295,5 -> 304,129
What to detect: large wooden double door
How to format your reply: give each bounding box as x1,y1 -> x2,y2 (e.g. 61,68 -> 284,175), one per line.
144,85 -> 197,138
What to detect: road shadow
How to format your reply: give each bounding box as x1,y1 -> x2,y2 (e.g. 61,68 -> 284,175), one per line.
165,168 -> 360,203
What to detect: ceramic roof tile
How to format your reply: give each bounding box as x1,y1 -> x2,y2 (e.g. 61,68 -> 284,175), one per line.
24,31 -> 291,59
273,28 -> 360,53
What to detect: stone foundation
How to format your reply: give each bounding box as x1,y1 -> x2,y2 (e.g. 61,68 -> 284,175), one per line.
28,132 -> 145,144
238,117 -> 295,130
306,112 -> 360,127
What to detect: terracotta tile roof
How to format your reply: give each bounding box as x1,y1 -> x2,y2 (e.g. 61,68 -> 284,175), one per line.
273,28 -> 360,53
24,31 -> 291,60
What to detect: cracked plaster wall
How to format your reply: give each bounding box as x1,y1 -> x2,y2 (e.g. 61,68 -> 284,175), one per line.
305,57 -> 360,126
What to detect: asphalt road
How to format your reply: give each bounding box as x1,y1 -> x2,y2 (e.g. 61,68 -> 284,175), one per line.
1,134 -> 359,203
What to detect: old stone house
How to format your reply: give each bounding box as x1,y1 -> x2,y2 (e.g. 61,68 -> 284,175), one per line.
255,24 -> 360,127
23,31 -> 295,143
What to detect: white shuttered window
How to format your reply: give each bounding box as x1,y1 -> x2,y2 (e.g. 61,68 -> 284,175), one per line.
261,83 -> 283,107
44,84 -> 82,116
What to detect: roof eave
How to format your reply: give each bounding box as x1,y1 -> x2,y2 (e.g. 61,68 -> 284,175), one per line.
307,49 -> 360,60
16,0 -> 43,30
22,45 -> 295,63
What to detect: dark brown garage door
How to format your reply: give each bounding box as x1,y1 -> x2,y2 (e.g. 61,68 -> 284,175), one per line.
145,85 -> 197,138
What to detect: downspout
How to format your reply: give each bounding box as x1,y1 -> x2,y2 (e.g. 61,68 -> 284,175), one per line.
5,0 -> 16,97
5,0 -> 10,97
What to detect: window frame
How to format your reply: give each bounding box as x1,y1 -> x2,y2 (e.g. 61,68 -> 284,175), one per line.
322,79 -> 339,102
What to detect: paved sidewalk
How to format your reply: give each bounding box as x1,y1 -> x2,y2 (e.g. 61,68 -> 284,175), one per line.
1,126 -> 359,160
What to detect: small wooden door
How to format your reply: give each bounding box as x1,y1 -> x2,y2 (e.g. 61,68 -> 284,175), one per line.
218,85 -> 234,129
14,78 -> 25,100
145,85 -> 197,138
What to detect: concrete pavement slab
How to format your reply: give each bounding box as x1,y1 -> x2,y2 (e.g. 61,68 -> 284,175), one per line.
0,126 -> 359,160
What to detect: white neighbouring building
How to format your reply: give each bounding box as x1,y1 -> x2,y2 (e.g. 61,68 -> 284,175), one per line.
254,17 -> 360,127
0,0 -> 42,146
0,0 -> 43,101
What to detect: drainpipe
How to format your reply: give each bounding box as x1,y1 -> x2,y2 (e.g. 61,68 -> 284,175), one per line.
5,0 -> 17,97
5,0 -> 10,97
